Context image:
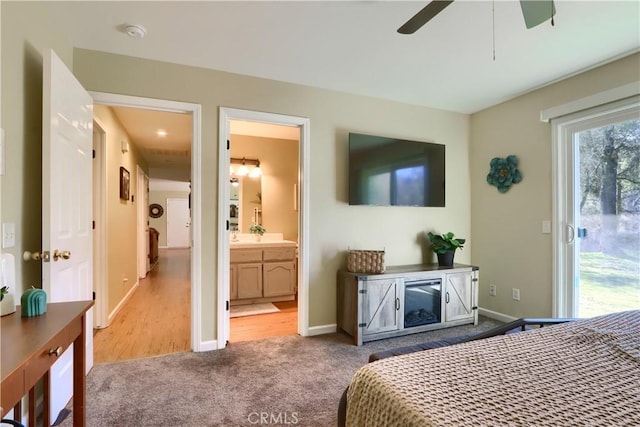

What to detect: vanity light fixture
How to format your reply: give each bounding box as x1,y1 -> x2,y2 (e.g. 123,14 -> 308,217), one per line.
230,157 -> 261,178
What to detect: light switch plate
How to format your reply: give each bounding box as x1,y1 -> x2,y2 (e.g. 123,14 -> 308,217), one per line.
2,223 -> 16,248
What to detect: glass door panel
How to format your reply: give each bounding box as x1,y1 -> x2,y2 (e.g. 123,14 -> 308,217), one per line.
574,118 -> 640,317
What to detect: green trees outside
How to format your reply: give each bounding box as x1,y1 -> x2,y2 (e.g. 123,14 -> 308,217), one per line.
577,118 -> 640,316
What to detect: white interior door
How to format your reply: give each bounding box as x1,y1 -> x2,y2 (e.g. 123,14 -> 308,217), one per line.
137,166 -> 149,277
43,49 -> 94,421
167,198 -> 191,248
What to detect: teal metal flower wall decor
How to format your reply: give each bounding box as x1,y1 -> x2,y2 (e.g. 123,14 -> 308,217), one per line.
487,155 -> 522,193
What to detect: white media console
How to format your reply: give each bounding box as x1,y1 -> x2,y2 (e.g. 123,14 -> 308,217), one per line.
338,264 -> 479,346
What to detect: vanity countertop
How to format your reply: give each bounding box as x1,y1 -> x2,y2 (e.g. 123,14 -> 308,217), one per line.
230,240 -> 297,249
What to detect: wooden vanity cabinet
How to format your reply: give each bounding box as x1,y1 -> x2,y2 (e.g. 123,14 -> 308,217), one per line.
230,245 -> 297,305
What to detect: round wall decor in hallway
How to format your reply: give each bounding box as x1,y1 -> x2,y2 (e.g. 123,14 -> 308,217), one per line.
149,203 -> 164,218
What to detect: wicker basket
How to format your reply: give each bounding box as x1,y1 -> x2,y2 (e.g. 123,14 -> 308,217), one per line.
347,249 -> 385,274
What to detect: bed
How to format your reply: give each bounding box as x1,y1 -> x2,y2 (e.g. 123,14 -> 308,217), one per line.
343,310 -> 640,426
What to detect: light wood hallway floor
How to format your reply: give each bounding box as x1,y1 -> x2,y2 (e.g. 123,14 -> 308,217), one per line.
93,248 -> 191,363
94,248 -> 298,362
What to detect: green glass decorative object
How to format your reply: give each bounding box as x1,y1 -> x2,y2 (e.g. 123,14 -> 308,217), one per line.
21,288 -> 47,317
487,155 -> 522,193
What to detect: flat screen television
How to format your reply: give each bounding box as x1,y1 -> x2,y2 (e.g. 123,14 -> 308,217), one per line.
348,133 -> 445,207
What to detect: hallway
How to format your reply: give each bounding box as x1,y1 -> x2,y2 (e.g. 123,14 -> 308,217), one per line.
93,248 -> 191,363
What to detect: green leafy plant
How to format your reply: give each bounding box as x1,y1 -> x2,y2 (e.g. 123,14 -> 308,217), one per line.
249,224 -> 266,236
427,232 -> 465,254
1,286 -> 8,302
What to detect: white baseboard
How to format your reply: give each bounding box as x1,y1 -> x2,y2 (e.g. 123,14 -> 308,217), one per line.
107,280 -> 140,325
478,307 -> 518,323
306,323 -> 337,336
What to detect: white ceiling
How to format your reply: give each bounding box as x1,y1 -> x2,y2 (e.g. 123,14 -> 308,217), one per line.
52,1 -> 638,175
47,1 -> 639,114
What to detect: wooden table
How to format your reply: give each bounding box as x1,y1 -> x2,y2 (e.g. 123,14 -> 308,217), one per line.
1,300 -> 93,427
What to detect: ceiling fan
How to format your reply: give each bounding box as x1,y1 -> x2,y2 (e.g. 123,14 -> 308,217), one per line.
397,0 -> 556,34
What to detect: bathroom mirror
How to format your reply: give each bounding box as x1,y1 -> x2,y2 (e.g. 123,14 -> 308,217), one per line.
229,176 -> 262,232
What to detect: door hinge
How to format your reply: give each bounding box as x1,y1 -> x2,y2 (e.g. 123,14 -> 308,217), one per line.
472,306 -> 478,310
227,139 -> 230,150
226,220 -> 229,231
358,323 -> 367,327
93,291 -> 96,301
472,278 -> 478,282
358,289 -> 367,294
226,301 -> 230,311
92,220 -> 95,230
92,149 -> 96,159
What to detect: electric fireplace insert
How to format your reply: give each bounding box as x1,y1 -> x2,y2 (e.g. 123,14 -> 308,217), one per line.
404,279 -> 442,328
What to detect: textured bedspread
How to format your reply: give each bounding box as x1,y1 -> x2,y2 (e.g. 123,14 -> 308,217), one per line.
346,310 -> 640,426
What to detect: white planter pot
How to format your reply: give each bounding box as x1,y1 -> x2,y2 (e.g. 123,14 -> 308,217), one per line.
1,293 -> 16,316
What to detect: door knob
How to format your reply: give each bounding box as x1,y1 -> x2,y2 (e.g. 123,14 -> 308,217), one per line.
53,249 -> 71,261
23,251 -> 42,261
23,251 -> 51,262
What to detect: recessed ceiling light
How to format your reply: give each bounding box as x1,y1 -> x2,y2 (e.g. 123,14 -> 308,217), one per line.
156,130 -> 168,137
124,24 -> 146,39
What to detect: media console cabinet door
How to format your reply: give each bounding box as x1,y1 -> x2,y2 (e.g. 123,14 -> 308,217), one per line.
361,278 -> 401,336
444,272 -> 474,322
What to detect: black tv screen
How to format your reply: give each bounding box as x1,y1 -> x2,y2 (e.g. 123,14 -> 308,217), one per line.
348,133 -> 445,207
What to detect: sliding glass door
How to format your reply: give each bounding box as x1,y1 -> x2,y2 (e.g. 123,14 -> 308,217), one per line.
553,97 -> 640,317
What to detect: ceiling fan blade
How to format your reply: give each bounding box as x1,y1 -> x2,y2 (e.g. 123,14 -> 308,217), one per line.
398,0 -> 455,35
520,0 -> 556,29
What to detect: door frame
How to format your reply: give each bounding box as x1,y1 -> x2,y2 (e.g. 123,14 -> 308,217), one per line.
93,118 -> 108,328
217,107 -> 310,348
137,165 -> 149,278
550,95 -> 640,317
90,91 -> 205,351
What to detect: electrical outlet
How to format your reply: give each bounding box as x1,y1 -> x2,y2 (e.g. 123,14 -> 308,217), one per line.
489,284 -> 497,296
512,288 -> 521,301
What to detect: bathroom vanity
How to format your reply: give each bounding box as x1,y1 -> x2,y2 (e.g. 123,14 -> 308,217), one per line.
230,234 -> 297,306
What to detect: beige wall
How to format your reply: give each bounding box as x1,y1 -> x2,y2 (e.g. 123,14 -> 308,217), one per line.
149,190 -> 190,247
230,134 -> 299,241
72,48 -> 471,341
93,105 -> 148,314
0,2 -> 74,292
470,53 -> 640,318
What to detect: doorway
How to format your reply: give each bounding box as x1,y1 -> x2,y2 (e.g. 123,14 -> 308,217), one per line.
217,108 -> 310,348
552,96 -> 640,317
228,123 -> 299,342
90,91 -> 204,354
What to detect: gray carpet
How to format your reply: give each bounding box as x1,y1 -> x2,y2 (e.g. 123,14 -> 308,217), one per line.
59,317 -> 502,427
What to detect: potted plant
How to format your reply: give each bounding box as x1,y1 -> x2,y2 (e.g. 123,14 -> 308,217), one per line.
427,231 -> 465,267
249,224 -> 266,241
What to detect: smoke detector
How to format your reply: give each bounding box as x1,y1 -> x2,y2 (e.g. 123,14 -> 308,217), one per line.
124,24 -> 146,39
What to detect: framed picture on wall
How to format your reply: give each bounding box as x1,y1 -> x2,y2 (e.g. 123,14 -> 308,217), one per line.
120,167 -> 130,201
